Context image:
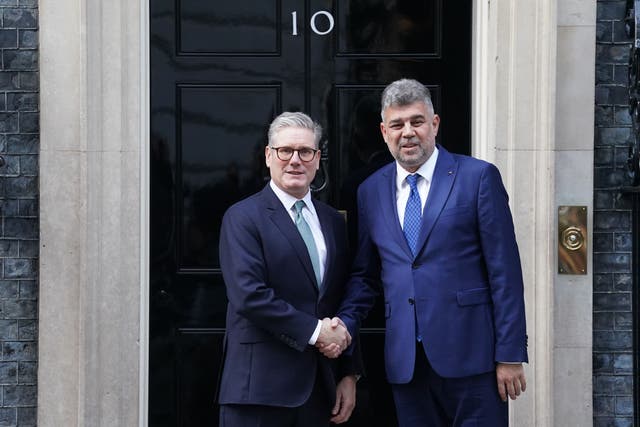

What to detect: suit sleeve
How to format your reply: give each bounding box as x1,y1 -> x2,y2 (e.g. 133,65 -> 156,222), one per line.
337,333 -> 365,379
477,164 -> 528,363
219,206 -> 319,352
337,185 -> 381,339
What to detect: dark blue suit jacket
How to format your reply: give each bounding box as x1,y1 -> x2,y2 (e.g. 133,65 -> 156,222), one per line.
338,146 -> 528,383
218,184 -> 358,408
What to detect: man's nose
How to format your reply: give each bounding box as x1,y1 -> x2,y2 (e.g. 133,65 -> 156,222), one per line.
402,122 -> 415,137
289,150 -> 302,163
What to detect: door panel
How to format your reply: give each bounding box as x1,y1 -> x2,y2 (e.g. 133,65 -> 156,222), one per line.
150,1 -> 470,425
177,84 -> 279,269
335,1 -> 439,55
177,1 -> 280,55
175,329 -> 224,426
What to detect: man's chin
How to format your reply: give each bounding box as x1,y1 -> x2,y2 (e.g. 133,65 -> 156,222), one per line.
398,157 -> 425,169
283,182 -> 309,196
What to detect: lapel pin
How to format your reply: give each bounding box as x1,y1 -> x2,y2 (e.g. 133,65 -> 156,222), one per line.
448,170 -> 453,175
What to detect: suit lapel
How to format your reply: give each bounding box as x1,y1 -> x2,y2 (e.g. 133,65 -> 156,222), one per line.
262,186 -> 319,291
415,147 -> 458,254
379,165 -> 414,259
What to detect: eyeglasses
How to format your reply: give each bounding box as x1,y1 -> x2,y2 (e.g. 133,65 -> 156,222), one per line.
269,146 -> 319,162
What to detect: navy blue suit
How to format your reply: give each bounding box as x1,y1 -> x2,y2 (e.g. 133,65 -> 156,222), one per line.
338,146 -> 528,424
218,184 -> 357,423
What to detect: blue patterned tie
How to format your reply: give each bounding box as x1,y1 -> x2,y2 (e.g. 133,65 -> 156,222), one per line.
403,174 -> 422,257
294,200 -> 322,287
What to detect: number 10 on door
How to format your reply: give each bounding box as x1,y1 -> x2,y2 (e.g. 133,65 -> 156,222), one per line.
291,11 -> 335,36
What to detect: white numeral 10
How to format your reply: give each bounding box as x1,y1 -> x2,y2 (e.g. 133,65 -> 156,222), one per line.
291,11 -> 335,36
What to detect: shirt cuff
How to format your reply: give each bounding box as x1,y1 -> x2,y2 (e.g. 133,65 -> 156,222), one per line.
308,320 -> 322,345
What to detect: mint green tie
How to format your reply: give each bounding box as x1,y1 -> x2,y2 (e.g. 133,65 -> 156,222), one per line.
293,200 -> 322,287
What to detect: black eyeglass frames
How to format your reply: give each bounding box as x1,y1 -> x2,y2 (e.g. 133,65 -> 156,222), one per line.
269,146 -> 319,162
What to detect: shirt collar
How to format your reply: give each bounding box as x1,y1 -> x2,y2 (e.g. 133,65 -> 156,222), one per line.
269,180 -> 316,214
395,146 -> 439,188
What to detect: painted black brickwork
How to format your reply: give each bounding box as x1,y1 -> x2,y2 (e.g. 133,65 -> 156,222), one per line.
595,1 -> 636,425
0,0 -> 37,425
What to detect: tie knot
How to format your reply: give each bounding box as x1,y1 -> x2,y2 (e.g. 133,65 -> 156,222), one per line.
294,200 -> 306,214
406,174 -> 420,190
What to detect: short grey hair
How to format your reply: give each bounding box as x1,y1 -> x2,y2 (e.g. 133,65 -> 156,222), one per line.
380,79 -> 434,120
268,112 -> 322,148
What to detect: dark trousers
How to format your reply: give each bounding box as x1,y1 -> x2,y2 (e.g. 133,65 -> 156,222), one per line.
391,343 -> 508,427
219,375 -> 332,427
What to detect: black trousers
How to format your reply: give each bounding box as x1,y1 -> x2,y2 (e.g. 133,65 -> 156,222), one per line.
391,342 -> 508,427
219,374 -> 332,427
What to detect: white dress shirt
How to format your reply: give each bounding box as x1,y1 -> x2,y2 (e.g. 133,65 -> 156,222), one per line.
269,181 -> 327,345
395,147 -> 439,228
269,181 -> 328,281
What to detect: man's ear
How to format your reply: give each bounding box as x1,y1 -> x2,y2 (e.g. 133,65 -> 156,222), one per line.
431,114 -> 441,135
265,146 -> 271,168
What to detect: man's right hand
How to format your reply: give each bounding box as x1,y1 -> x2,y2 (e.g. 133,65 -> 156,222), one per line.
316,317 -> 351,358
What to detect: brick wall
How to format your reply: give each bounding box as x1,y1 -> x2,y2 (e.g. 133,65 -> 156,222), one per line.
0,0 -> 38,425
594,1 -> 636,425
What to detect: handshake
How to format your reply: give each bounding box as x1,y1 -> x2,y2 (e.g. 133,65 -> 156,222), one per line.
315,317 -> 351,358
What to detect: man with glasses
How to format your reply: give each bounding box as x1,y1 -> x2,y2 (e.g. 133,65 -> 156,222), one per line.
218,112 -> 360,426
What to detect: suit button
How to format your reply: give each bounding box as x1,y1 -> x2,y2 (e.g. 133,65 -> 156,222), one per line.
408,298 -> 415,305
412,263 -> 419,269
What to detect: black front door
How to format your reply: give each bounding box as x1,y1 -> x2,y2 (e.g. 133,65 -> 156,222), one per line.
149,1 -> 471,426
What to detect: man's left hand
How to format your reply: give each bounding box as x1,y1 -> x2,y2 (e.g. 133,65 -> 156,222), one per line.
496,363 -> 526,402
330,375 -> 357,424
